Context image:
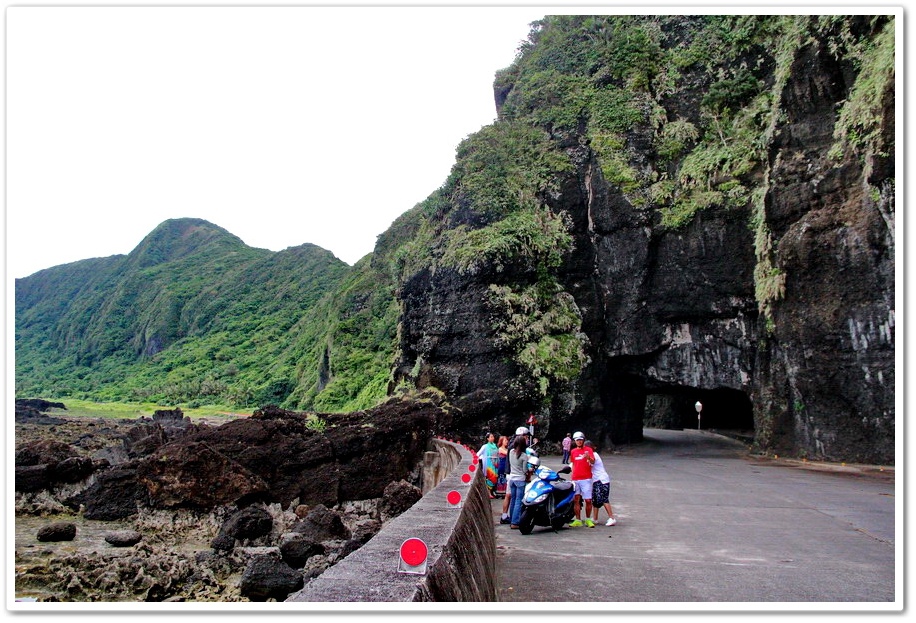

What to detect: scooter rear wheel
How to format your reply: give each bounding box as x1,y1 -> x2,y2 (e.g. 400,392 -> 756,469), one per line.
518,509 -> 536,535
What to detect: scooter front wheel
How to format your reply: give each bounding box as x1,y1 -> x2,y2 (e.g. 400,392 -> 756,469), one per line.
518,509 -> 536,535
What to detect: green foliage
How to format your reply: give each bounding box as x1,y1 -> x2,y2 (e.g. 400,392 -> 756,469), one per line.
451,121 -> 572,220
487,283 -> 590,398
601,17 -> 664,90
830,20 -> 895,160
439,207 -> 573,276
588,86 -> 648,133
656,119 -> 699,162
701,68 -> 762,115
17,15 -> 895,420
750,186 -> 785,325
287,256 -> 399,413
305,413 -> 327,433
588,131 -> 640,193
500,70 -> 593,132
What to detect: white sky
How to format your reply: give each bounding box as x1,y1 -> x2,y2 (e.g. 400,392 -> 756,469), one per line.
5,2 -> 887,280
6,4 -> 555,278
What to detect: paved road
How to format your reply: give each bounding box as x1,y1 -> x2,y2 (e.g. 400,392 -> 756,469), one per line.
491,429 -> 897,607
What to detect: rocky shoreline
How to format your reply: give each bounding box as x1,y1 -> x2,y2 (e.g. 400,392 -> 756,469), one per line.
14,396 -> 450,602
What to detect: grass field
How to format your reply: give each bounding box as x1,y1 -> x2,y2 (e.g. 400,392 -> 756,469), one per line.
40,398 -> 252,421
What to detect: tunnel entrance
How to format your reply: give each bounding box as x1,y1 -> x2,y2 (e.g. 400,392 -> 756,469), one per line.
644,387 -> 755,441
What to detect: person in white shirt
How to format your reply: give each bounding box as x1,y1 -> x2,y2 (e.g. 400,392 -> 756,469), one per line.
585,440 -> 617,526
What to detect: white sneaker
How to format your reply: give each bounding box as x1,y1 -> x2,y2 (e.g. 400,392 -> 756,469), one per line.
605,517 -> 617,526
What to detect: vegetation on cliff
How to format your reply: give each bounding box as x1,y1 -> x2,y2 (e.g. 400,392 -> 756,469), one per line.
15,14 -> 894,429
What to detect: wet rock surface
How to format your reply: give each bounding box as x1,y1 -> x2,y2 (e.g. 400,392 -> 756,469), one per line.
36,522 -> 76,542
14,395 -> 450,602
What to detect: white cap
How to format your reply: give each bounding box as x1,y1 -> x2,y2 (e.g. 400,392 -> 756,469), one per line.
573,431 -> 585,440
515,426 -> 529,436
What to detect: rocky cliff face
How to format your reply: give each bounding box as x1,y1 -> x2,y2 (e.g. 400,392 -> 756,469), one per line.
392,16 -> 895,463
751,35 -> 895,463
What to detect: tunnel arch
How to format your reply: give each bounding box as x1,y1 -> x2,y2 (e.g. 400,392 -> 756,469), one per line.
644,386 -> 754,440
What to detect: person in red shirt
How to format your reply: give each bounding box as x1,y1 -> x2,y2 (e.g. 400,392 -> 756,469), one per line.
568,431 -> 596,527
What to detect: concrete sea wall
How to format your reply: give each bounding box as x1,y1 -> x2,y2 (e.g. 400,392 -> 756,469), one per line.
286,438 -> 497,602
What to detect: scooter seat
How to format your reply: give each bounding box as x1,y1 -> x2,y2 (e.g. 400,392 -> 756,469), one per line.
552,480 -> 574,491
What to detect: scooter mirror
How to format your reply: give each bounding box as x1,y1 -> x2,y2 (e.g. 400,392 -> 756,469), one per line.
558,465 -> 571,475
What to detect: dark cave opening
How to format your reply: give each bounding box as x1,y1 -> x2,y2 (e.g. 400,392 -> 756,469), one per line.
644,386 -> 755,439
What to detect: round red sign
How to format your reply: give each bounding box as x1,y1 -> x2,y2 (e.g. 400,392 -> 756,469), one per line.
400,538 -> 428,567
447,490 -> 461,505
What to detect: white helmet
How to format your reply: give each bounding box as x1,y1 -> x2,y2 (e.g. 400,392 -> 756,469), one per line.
527,455 -> 541,468
573,431 -> 585,440
515,426 -> 530,436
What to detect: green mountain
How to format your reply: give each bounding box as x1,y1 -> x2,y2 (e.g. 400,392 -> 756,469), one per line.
14,217 -> 389,410
15,15 -> 896,465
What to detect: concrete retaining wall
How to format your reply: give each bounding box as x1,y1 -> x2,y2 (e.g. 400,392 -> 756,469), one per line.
286,438 -> 497,602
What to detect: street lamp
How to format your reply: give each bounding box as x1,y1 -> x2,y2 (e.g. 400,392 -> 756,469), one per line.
695,401 -> 703,430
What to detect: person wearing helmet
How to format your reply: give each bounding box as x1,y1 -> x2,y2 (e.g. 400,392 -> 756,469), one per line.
568,431 -> 596,528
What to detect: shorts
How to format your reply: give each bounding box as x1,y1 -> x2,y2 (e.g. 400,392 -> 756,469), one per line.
592,480 -> 610,506
573,479 -> 593,500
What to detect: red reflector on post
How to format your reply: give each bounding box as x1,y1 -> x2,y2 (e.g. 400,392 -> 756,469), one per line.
446,490 -> 462,508
398,538 -> 429,575
461,473 -> 471,484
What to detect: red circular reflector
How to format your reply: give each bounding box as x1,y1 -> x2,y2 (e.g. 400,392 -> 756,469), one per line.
447,490 -> 461,505
468,464 -> 476,472
461,473 -> 471,483
400,538 -> 428,566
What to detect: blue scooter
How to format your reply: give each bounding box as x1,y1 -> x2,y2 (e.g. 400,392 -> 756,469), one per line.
518,457 -> 576,535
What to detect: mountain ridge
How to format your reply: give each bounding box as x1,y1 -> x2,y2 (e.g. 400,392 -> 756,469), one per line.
15,14 -> 896,463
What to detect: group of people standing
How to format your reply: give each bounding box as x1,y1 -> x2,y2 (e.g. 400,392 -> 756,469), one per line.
477,427 -> 617,530
565,431 -> 616,527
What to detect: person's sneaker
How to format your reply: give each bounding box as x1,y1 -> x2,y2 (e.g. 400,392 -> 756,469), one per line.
605,517 -> 617,526
585,519 -> 596,528
499,517 -> 511,524
568,519 -> 584,527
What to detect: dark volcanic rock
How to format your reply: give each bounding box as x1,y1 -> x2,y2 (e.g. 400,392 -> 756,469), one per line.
152,407 -> 186,423
36,522 -> 76,542
239,554 -> 304,601
15,400 -> 68,425
104,529 -> 143,547
136,441 -> 269,510
16,464 -> 52,493
351,518 -> 382,545
210,533 -> 236,553
122,423 -> 170,459
219,506 -> 274,542
279,533 -> 325,569
16,439 -> 79,466
32,398 -> 444,525
291,504 -> 350,542
391,17 -> 895,464
147,398 -> 443,510
16,398 -> 67,412
52,456 -> 96,483
379,479 -> 422,521
67,463 -> 147,520
15,440 -> 98,491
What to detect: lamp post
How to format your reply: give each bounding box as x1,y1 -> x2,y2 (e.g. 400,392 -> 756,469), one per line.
695,401 -> 703,430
